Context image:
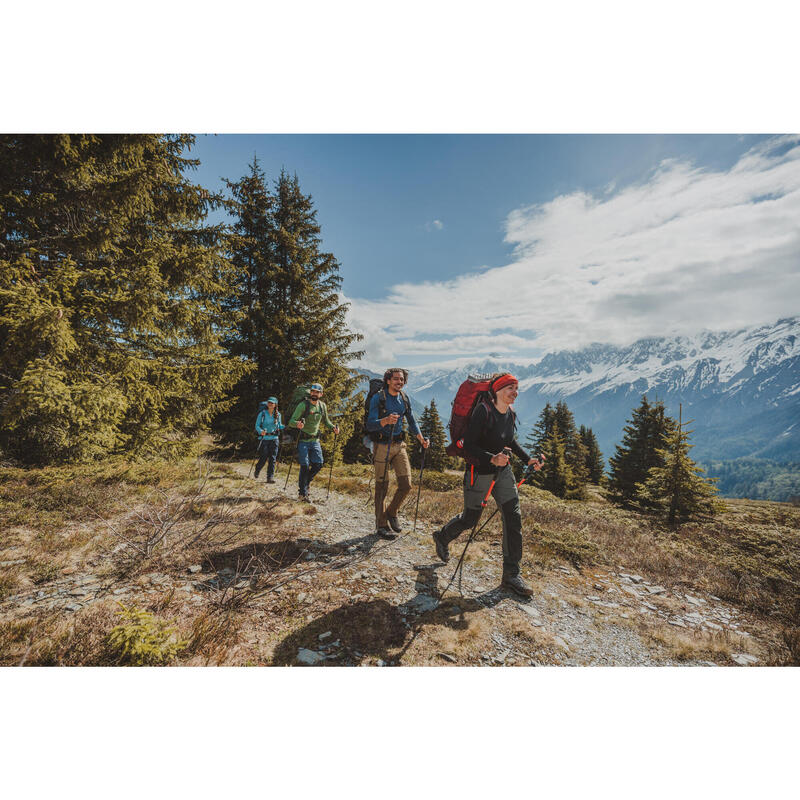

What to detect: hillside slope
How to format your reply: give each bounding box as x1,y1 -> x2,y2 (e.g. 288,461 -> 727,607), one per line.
1,458 -> 797,666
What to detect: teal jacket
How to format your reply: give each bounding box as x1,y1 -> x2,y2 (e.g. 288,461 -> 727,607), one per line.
255,408 -> 284,441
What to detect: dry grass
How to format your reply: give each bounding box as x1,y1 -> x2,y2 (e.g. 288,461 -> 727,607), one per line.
765,628 -> 800,666
0,603 -> 120,666
636,619 -> 756,663
0,459 -> 208,533
0,569 -> 22,601
329,462 -> 799,626
3,454 -> 797,667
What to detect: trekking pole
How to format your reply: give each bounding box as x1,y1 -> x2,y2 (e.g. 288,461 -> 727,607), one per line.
283,416 -> 305,490
247,440 -> 260,479
440,445 -> 531,599
412,444 -> 427,533
438,462 -> 502,601
437,451 -> 544,601
326,430 -> 338,500
283,455 -> 293,490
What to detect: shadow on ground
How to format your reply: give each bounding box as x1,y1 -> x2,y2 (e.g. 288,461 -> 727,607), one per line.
270,563 -> 515,666
203,530 -> 385,578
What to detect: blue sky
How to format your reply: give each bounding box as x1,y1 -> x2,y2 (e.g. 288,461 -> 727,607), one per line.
188,134 -> 800,369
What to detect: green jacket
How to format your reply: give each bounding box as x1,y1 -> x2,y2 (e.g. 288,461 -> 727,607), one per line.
287,398 -> 334,440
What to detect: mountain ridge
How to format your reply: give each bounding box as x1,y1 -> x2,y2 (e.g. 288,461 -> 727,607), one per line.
393,317 -> 800,466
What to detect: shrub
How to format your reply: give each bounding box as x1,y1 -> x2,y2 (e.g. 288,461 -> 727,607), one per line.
105,605 -> 186,666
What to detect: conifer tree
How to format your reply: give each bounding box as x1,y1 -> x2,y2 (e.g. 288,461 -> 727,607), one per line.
527,401 -> 587,497
555,401 -> 589,489
636,408 -> 721,523
535,421 -> 573,498
608,395 -> 675,506
410,405 -> 430,469
341,389 -> 370,464
214,157 -> 275,444
579,424 -> 605,483
527,402 -> 554,454
0,134 -> 246,464
214,168 -> 364,447
415,398 -> 449,471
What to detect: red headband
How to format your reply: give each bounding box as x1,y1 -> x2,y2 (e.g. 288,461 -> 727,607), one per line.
492,373 -> 518,393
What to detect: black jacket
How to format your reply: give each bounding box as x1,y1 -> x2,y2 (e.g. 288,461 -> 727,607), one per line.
463,401 -> 529,474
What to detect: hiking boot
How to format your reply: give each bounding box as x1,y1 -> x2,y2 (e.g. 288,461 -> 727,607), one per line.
387,516 -> 402,533
501,573 -> 533,598
376,527 -> 397,540
299,491 -> 310,502
267,477 -> 276,484
254,468 -> 261,479
432,528 -> 449,563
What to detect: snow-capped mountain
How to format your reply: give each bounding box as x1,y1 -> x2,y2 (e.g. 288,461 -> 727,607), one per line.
402,317 -> 800,463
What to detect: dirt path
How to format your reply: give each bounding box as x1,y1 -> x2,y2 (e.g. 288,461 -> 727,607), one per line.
230,464 -> 763,666
1,460 -> 766,666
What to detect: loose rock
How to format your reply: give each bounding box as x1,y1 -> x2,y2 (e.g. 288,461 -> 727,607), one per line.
297,648 -> 325,666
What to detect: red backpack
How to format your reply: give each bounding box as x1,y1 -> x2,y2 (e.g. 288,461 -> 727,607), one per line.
445,374 -> 516,464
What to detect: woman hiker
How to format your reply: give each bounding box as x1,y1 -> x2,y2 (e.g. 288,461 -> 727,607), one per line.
254,396 -> 284,483
432,373 -> 543,597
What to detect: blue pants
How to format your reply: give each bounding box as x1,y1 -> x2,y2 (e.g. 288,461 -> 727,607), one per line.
297,440 -> 324,496
255,438 -> 279,479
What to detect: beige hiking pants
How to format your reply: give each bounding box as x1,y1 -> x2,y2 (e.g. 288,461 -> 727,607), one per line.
373,440 -> 413,528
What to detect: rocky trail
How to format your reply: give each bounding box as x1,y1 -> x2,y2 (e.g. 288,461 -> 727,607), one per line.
0,461 -> 767,666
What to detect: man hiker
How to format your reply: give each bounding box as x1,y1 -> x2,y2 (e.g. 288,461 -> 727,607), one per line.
366,368 -> 429,539
432,373 -> 543,597
287,382 -> 339,502
254,396 -> 284,483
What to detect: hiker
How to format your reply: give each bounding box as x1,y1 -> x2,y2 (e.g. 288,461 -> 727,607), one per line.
366,368 -> 429,539
287,382 -> 339,501
433,373 -> 543,597
254,396 -> 284,483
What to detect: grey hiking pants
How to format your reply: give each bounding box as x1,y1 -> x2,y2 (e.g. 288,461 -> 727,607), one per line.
439,465 -> 523,577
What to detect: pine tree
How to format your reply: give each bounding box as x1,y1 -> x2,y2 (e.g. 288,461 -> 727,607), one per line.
214,168 -> 364,448
341,389 -> 370,464
579,424 -> 605,483
554,401 -> 589,491
527,402 -> 554,455
608,395 -> 675,506
417,398 -> 449,471
410,405 -> 430,469
536,421 -> 573,498
527,402 -> 587,498
636,407 -> 721,523
0,134 -> 246,464
214,157 -> 275,444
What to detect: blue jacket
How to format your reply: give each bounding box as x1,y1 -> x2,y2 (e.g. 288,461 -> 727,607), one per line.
255,408 -> 284,440
366,391 -> 421,442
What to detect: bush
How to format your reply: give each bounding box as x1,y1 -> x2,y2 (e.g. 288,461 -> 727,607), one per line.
420,470 -> 462,492
105,605 -> 187,666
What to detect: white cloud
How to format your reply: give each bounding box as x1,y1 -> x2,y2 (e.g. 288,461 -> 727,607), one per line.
342,293 -> 397,372
393,333 -> 531,354
347,136 -> 800,362
425,219 -> 444,231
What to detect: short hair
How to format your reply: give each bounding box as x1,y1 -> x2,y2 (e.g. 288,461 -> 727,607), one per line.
383,367 -> 409,384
